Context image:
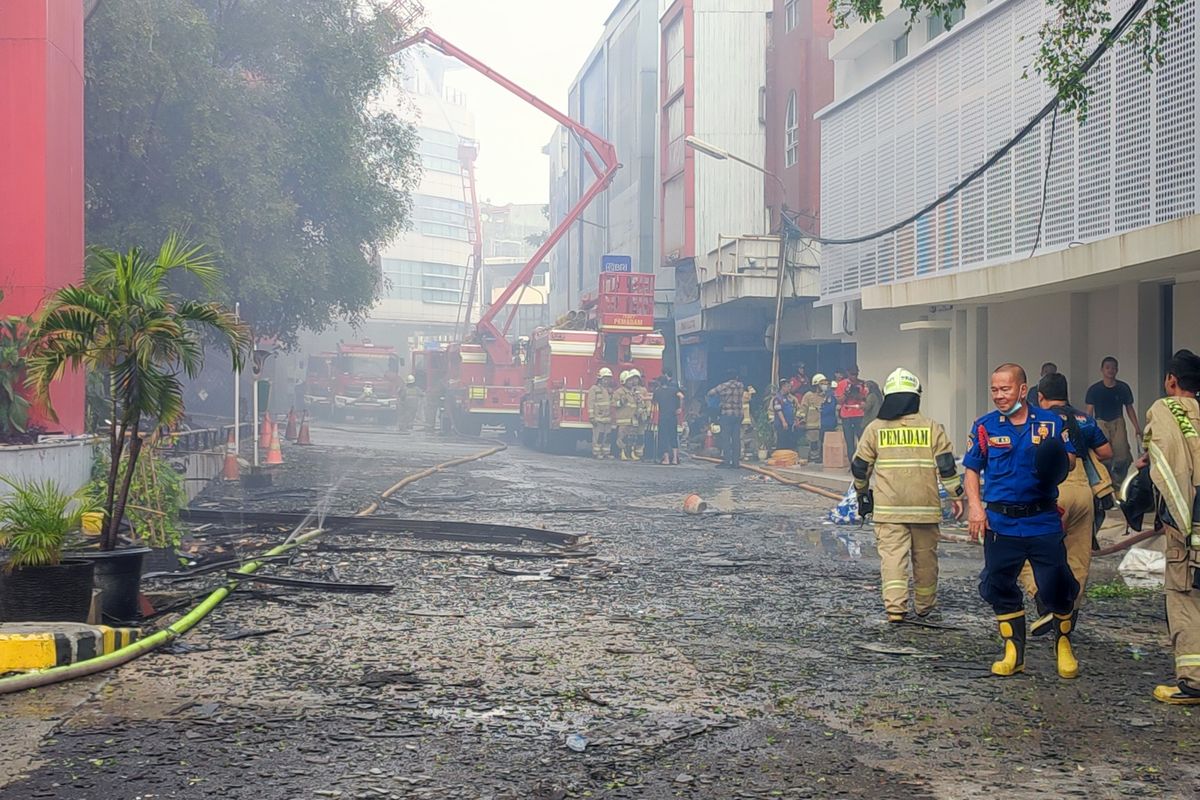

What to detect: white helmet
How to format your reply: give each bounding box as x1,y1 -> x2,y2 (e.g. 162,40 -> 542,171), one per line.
405,374 -> 416,385
811,373 -> 828,385
619,370 -> 630,384
597,367 -> 613,378
627,369 -> 642,381
884,367 -> 921,396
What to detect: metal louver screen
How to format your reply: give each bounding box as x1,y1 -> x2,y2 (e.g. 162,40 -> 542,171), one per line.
819,0 -> 1198,300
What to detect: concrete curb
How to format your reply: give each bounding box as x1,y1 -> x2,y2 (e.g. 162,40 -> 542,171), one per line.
0,623 -> 141,673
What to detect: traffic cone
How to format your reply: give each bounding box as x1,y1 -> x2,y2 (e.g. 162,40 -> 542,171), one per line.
296,411 -> 312,446
264,426 -> 284,465
222,429 -> 240,481
284,408 -> 298,441
704,425 -> 715,452
260,412 -> 274,441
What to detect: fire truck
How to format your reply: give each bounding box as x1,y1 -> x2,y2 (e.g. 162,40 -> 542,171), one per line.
392,28 -> 620,438
304,341 -> 402,424
521,272 -> 664,453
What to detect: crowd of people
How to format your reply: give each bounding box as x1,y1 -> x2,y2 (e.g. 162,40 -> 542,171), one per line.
702,363 -> 883,469
848,351 -> 1200,706
586,367 -> 686,464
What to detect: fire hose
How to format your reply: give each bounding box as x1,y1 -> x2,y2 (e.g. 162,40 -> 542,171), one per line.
690,454 -> 845,501
0,442 -> 507,695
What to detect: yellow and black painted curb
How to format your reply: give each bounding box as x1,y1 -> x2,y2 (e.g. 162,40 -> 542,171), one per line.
0,623 -> 141,673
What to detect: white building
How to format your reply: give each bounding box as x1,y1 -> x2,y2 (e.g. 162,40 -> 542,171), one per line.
555,0 -> 662,317
819,0 -> 1200,440
372,51 -> 477,340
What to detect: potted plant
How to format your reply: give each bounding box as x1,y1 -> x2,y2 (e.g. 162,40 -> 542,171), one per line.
87,442 -> 188,573
26,234 -> 249,620
0,478 -> 97,622
754,405 -> 775,462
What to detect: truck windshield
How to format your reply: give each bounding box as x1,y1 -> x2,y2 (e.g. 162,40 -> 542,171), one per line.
339,355 -> 392,379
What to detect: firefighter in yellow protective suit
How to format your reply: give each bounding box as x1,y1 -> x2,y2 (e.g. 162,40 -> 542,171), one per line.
587,368 -> 615,459
613,370 -> 639,461
852,368 -> 964,622
632,370 -> 652,460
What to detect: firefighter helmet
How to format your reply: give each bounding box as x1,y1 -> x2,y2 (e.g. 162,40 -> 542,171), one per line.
405,374 -> 416,385
627,369 -> 642,381
812,373 -> 828,385
597,367 -> 613,378
883,368 -> 921,396
619,370 -> 630,384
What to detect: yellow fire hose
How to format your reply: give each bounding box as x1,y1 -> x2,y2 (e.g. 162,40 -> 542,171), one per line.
0,443 -> 507,695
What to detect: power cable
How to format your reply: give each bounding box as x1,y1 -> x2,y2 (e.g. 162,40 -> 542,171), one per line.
809,0 -> 1151,247
1029,105 -> 1060,258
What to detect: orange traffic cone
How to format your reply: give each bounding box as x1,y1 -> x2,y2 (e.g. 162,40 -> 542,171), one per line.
284,408 -> 298,441
222,429 -> 240,481
264,427 -> 284,465
260,412 -> 274,441
296,411 -> 312,446
704,426 -> 715,452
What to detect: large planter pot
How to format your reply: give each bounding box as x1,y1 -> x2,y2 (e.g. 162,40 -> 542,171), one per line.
0,560 -> 95,623
68,547 -> 151,623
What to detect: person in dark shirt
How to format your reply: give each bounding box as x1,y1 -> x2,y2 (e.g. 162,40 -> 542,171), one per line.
653,373 -> 684,465
1027,362 -> 1057,409
1085,356 -> 1141,482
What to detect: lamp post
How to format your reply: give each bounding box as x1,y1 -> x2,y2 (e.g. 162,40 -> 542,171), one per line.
684,135 -> 797,390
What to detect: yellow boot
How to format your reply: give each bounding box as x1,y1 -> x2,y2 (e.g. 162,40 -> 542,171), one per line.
1153,682 -> 1200,704
991,611 -> 1026,676
1054,612 -> 1079,679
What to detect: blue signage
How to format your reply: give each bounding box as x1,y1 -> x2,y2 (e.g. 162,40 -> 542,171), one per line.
600,254 -> 633,273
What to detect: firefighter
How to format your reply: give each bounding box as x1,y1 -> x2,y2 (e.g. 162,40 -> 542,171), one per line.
632,370 -> 653,461
799,374 -> 828,463
852,368 -> 964,622
964,363 -> 1078,679
613,370 -> 639,461
1019,372 -> 1113,636
587,368 -> 615,459
1137,349 -> 1200,704
398,374 -> 423,433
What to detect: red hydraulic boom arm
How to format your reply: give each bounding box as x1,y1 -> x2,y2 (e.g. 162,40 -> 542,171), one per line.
390,29 -> 621,364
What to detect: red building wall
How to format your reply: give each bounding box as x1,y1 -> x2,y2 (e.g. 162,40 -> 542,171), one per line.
0,1 -> 85,433
765,0 -> 833,234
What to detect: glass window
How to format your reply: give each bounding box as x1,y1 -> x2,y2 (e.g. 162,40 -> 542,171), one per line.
785,91 -> 799,168
927,7 -> 963,39
380,259 -> 466,302
893,32 -> 909,62
665,16 -> 684,96
417,128 -> 461,174
665,97 -> 685,175
785,0 -> 799,32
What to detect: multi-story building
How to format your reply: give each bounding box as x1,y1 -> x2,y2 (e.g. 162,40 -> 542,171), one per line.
664,0 -> 838,391
479,202 -> 551,341
553,0 -> 661,319
293,50 -> 477,392
818,0 -> 1200,439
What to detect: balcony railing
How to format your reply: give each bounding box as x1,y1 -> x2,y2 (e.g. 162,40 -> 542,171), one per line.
696,233 -> 820,309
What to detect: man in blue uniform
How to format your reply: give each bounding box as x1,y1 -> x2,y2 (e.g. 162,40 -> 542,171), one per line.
964,363 -> 1079,678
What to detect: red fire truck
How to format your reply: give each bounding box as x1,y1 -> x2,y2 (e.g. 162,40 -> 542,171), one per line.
304,341 -> 402,424
521,272 -> 664,453
392,29 -> 620,439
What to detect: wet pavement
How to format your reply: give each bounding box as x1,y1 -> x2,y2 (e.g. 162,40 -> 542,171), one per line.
0,424 -> 1196,798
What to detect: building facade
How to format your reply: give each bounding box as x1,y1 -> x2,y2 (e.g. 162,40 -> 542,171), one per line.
664,0 -> 841,392
818,0 -> 1200,441
553,0 -> 661,318
372,51 -> 477,339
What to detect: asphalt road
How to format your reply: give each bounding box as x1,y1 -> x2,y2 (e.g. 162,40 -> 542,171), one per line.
0,423 -> 1194,799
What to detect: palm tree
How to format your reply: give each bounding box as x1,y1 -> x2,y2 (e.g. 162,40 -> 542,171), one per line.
25,234 -> 250,550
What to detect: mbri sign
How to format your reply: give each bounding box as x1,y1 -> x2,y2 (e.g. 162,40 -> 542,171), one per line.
600,254 -> 633,273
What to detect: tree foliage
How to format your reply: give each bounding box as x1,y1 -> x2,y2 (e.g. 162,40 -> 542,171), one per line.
830,0 -> 1183,119
85,0 -> 422,346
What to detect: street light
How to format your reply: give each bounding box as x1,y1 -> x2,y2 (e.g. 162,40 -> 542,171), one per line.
684,135 -> 797,390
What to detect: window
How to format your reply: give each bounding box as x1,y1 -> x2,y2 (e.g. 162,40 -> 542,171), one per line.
893,32 -> 909,62
664,16 -> 685,97
413,194 -> 468,240
927,7 -> 964,39
784,0 -> 799,32
380,259 -> 466,304
418,128 -> 462,174
784,91 -> 799,168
